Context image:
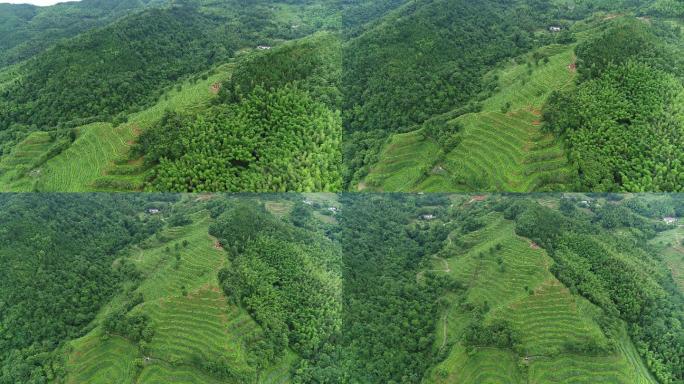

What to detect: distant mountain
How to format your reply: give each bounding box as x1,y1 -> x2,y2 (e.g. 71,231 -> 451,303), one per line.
0,0 -> 168,67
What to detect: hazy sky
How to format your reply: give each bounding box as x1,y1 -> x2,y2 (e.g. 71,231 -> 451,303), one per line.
1,0 -> 80,5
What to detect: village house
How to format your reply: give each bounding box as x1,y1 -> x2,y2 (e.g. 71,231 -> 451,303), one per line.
257,45 -> 272,50
303,199 -> 313,206
663,217 -> 678,225
147,208 -> 160,214
328,207 -> 339,213
549,26 -> 562,32
421,214 -> 436,221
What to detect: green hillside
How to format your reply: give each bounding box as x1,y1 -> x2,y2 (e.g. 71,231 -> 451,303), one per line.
0,64 -> 231,192
361,45 -> 578,192
345,0 -> 684,192
1,193 -> 682,383
426,209 -> 657,384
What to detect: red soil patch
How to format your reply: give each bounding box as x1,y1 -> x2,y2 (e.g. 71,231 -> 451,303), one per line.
568,62 -> 577,73
210,82 -> 221,94
532,120 -> 541,126
530,241 -> 540,250
530,108 -> 542,117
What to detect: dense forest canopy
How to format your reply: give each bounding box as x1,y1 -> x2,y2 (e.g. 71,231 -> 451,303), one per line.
136,33 -> 343,192
0,194 -> 170,383
544,19 -> 684,192
0,0 -> 167,68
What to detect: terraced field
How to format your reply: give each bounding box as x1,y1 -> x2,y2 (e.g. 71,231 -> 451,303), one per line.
0,64 -> 232,192
137,363 -> 223,384
33,123 -> 138,192
362,45 -> 578,192
0,131 -> 60,191
431,345 -> 523,384
65,209 -> 295,383
66,333 -> 138,384
426,208 -> 657,384
500,279 -> 606,356
361,129 -> 441,191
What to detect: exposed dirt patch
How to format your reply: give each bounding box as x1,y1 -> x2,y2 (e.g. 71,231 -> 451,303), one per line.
568,62 -> 577,73
132,125 -> 142,136
126,140 -> 135,146
469,195 -> 487,203
194,194 -> 215,202
530,108 -> 542,117
603,13 -> 621,20
213,239 -> 224,251
210,82 -> 221,94
532,120 -> 541,126
530,241 -> 540,250
357,182 -> 367,191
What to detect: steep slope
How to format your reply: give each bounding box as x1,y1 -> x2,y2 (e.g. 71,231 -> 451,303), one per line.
63,196 -> 343,383
0,64 -> 232,192
426,207 -> 658,383
0,0 -> 167,67
361,44 -> 578,192
345,0 -> 683,192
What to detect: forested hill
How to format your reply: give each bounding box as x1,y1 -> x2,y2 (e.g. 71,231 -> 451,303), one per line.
0,0 -> 167,68
0,193 -> 172,383
343,0 -> 684,192
0,0 -> 346,193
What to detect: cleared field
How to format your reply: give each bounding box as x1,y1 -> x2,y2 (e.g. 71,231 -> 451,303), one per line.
0,64 -> 232,192
362,45 -> 577,192
426,210 -> 657,383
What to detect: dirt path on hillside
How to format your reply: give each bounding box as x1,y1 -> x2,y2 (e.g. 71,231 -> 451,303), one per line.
439,315 -> 448,352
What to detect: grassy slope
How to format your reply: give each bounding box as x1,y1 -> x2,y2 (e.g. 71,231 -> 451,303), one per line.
363,44 -> 577,192
425,208 -> 657,384
0,63 -> 232,192
64,207 -> 296,384
650,225 -> 684,293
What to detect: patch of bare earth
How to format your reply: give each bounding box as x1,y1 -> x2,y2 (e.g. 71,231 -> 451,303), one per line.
210,82 -> 221,94
213,239 -> 224,251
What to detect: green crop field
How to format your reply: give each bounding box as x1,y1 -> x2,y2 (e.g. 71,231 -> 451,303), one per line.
0,65 -> 232,192
361,45 -> 578,192
0,131 -> 60,191
66,333 -> 139,384
426,209 -> 658,384
64,208 -> 296,383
